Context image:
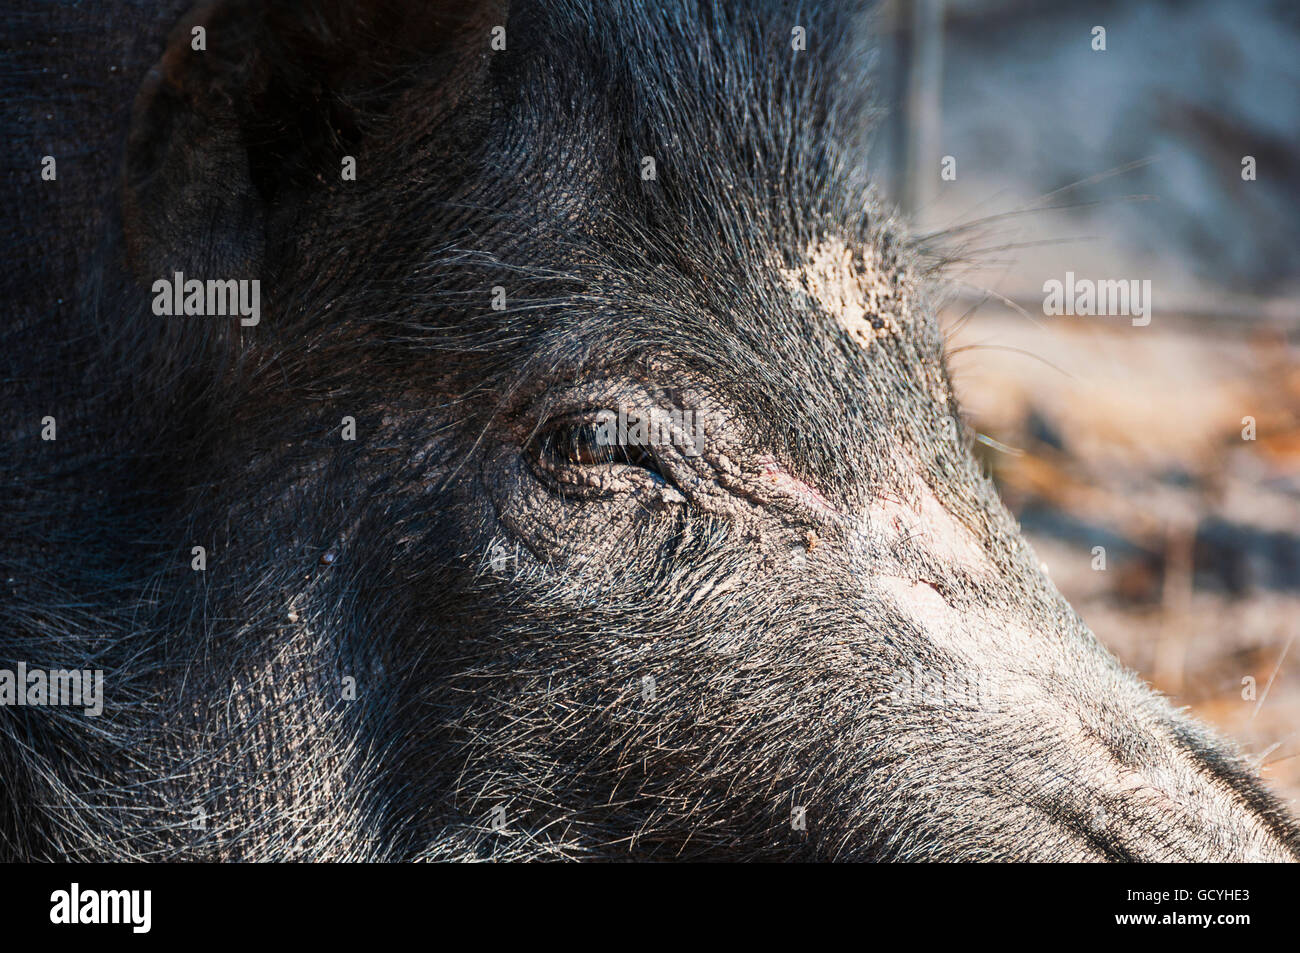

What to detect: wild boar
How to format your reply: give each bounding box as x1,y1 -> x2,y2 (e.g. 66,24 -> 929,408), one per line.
2,0 -> 1296,861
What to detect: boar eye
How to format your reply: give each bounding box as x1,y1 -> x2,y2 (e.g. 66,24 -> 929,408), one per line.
531,413 -> 666,481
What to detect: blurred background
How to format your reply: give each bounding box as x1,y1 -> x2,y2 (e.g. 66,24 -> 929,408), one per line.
867,0 -> 1300,803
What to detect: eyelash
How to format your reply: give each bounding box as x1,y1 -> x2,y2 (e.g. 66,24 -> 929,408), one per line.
530,413 -> 668,483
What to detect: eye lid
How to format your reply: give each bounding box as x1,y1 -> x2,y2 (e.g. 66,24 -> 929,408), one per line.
527,408 -> 674,493
534,410 -> 663,467
548,418 -> 657,467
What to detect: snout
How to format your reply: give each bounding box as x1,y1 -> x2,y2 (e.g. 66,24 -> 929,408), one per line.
852,485 -> 1300,862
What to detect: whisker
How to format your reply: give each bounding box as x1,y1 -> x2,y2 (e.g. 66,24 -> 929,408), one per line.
915,196 -> 1154,246
1252,632 -> 1295,721
974,433 -> 1025,457
945,343 -> 1076,380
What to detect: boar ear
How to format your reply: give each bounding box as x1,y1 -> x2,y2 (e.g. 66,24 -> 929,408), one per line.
123,0 -> 502,281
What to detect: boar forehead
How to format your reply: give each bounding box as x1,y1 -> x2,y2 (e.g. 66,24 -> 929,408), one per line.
355,0 -> 952,496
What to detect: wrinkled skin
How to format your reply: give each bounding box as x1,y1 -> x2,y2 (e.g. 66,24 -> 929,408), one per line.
2,0 -> 1297,861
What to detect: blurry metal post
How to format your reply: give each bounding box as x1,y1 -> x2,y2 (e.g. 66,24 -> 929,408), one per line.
902,0 -> 945,219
